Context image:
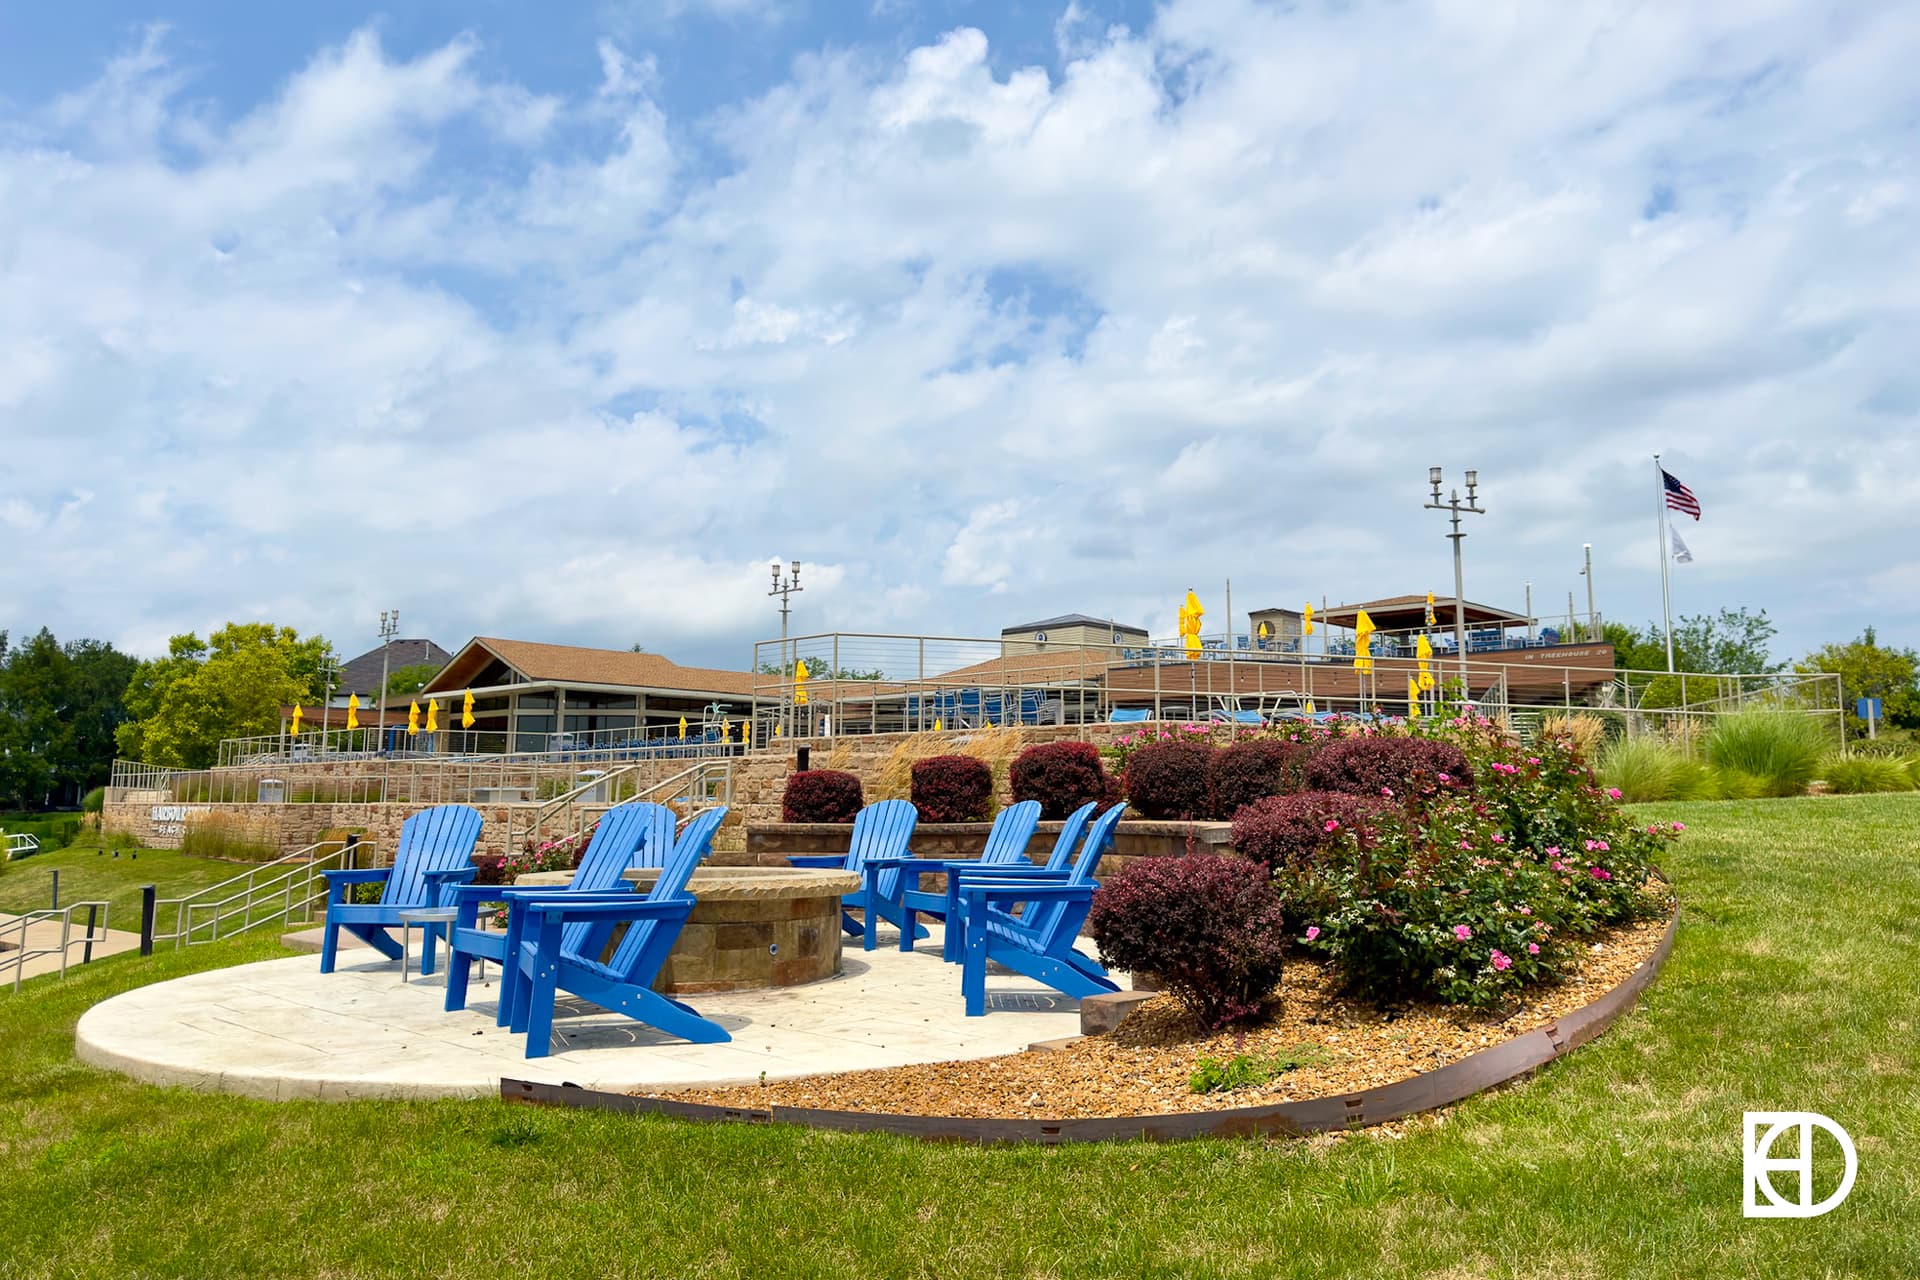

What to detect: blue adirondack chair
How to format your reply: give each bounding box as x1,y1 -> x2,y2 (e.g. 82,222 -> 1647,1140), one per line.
785,799 -> 923,942
447,806 -> 728,1026
503,810 -> 731,1058
854,800 -> 1043,954
952,801 -> 1129,1016
318,804 -> 485,975
439,801 -> 677,1018
933,800 -> 1099,962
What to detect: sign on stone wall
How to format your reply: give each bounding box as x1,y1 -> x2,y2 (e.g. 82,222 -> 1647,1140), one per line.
149,804 -> 208,838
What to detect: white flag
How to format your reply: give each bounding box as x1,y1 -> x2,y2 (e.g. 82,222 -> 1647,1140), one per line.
1671,528 -> 1694,563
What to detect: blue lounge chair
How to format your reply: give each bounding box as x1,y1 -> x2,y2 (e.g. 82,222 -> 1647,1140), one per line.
855,800 -> 1043,954
503,811 -> 730,1058
953,801 -> 1129,1015
785,799 -> 923,942
930,800 -> 1099,960
319,804 -> 485,975
1108,708 -> 1151,723
439,801 -> 680,1019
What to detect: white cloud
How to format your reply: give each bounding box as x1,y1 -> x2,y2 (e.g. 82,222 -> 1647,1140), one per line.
4,5 -> 1920,671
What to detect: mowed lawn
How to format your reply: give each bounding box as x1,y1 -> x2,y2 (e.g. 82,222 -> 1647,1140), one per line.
0,839 -> 257,929
2,795 -> 1919,1279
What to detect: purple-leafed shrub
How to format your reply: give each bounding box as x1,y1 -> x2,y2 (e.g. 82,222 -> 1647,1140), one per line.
1122,741 -> 1216,819
781,769 -> 865,823
1303,736 -> 1474,799
1229,791 -> 1396,870
1207,738 -> 1309,819
910,754 -> 994,823
1010,742 -> 1111,819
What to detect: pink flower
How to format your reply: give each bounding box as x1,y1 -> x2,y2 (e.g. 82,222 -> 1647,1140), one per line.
1605,787 -> 1622,800
1584,839 -> 1610,853
1437,772 -> 1452,784
1550,860 -> 1567,872
1527,757 -> 1540,766
1527,943 -> 1540,956
1490,833 -> 1505,844
1380,786 -> 1395,798
1671,821 -> 1686,832
1589,867 -> 1613,881
1490,949 -> 1512,971
1323,819 -> 1341,833
1517,906 -> 1531,915
1545,846 -> 1560,857
1459,840 -> 1475,851
1305,926 -> 1321,942
1453,924 -> 1473,941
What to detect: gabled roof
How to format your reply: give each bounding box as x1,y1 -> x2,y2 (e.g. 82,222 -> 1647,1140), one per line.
335,638 -> 452,696
1001,614 -> 1147,635
423,637 -> 759,700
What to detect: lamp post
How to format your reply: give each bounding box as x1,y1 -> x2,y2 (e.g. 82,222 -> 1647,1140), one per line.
1424,467 -> 1486,699
1580,543 -> 1597,641
319,653 -> 339,744
376,609 -> 399,740
769,560 -> 803,739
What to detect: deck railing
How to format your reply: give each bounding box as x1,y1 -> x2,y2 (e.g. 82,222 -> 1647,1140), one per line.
2,902 -> 113,992
144,837 -> 368,951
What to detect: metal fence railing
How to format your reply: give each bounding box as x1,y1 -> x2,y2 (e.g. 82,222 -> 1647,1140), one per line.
2,902 -> 112,993
215,721 -> 746,769
748,632 -> 1846,752
3,832 -> 39,860
143,837 -> 369,951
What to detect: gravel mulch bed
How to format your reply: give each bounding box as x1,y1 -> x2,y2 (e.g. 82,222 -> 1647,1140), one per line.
636,909 -> 1673,1120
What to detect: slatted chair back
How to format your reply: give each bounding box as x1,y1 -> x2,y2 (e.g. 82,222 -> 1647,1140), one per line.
630,803 -> 682,870
844,799 -> 919,900
1026,801 -> 1128,944
1039,801 -> 1099,872
379,805 -> 485,907
570,803 -> 659,890
598,807 -> 726,978
977,800 -> 1042,866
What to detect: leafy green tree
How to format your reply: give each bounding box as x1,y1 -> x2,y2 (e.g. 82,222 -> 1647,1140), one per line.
116,623 -> 334,768
1605,608 -> 1778,675
384,662 -> 444,697
0,628 -> 137,808
1797,628 -> 1920,738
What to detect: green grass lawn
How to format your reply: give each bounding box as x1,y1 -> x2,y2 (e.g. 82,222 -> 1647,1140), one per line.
2,795 -> 1919,1278
0,838 -> 255,930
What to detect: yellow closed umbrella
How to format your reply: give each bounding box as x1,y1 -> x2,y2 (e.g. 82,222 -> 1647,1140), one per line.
291,704 -> 303,736
346,693 -> 360,730
722,720 -> 733,743
1304,698 -> 1316,716
1182,589 -> 1204,659
461,690 -> 475,729
1302,603 -> 1314,636
1408,676 -> 1421,719
743,718 -> 753,746
794,659 -> 810,706
1354,610 -> 1376,673
678,716 -> 688,741
1416,634 -> 1435,691
933,717 -> 943,732
426,699 -> 439,734
407,700 -> 420,736
1425,592 -> 1437,628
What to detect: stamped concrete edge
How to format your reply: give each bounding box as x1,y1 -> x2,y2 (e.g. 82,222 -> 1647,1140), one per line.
500,901 -> 1680,1144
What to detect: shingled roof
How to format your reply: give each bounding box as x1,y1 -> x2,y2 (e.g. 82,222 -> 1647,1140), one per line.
424,637 -> 759,700
335,638 -> 452,697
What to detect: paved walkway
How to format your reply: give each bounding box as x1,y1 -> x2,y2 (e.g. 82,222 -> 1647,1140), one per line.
2,913 -> 142,984
75,925 -> 1092,1101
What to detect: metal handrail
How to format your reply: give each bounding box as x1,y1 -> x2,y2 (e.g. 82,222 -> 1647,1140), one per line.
2,901 -> 111,992
3,832 -> 39,859
149,837 -> 372,949
513,758 -> 733,851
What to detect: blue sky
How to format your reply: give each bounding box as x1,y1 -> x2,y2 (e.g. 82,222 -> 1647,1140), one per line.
3,0 -> 1918,671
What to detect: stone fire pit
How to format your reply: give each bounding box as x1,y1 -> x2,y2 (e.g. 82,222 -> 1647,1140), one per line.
514,866 -> 859,995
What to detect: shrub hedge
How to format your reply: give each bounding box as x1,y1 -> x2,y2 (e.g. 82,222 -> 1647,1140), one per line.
1206,738 -> 1308,819
1009,742 -> 1111,819
781,769 -> 865,823
910,754 -> 995,822
1304,735 -> 1473,799
1090,853 -> 1289,1030
1121,741 -> 1215,819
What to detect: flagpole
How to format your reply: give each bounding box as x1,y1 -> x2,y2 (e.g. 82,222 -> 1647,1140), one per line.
1655,453 -> 1675,672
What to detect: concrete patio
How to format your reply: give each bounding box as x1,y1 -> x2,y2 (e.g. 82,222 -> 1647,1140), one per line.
74,924 -> 1094,1101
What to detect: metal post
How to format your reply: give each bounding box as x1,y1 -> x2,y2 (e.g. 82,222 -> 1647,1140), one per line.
1525,582 -> 1533,643
83,904 -> 98,964
1655,454 -> 1675,672
377,608 -> 399,731
1425,467 -> 1485,702
1582,543 -> 1596,640
140,884 -> 157,956
50,868 -> 59,910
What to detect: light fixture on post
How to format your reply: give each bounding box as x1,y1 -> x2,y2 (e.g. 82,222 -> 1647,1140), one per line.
769,560 -> 803,740
376,609 -> 400,735
1423,467 -> 1486,699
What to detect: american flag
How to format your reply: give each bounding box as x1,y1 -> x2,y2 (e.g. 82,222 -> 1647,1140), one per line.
1662,468 -> 1701,521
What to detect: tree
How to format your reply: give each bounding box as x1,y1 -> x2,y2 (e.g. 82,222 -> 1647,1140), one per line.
116,623 -> 334,768
384,662 -> 444,697
0,628 -> 137,808
1798,628 -> 1920,738
1605,608 -> 1778,675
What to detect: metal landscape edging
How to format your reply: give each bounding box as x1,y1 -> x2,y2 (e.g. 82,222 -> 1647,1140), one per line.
500,902 -> 1679,1144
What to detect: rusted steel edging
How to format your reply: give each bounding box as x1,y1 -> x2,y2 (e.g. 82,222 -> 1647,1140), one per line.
501,904 -> 1678,1145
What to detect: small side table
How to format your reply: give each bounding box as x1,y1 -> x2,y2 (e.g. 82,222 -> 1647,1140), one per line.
397,907 -> 461,983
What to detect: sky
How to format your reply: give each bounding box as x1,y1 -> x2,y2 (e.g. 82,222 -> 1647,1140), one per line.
2,0 -> 1917,672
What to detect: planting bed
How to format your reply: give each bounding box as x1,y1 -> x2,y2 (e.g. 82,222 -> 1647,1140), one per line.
622,895 -> 1672,1125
